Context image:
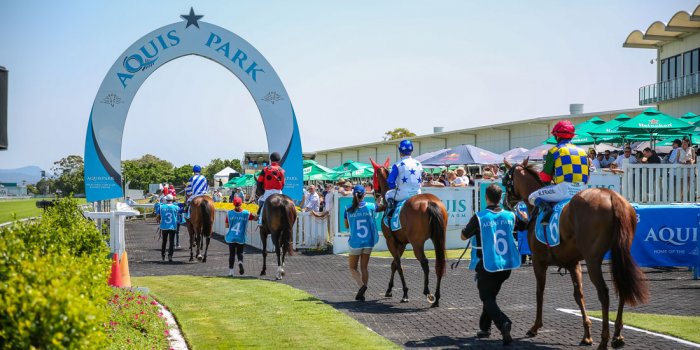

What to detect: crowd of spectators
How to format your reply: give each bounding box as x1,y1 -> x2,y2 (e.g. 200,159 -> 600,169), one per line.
588,138 -> 696,173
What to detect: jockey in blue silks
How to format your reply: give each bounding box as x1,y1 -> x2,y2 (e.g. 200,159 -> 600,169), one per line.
384,140 -> 423,218
185,164 -> 209,203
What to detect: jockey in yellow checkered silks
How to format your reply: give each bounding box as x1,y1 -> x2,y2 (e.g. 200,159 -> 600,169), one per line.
528,120 -> 589,224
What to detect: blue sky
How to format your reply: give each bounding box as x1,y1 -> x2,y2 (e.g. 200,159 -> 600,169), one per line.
0,0 -> 694,170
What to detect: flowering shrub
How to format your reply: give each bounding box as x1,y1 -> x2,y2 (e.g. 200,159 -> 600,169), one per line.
105,288 -> 170,350
213,202 -> 259,213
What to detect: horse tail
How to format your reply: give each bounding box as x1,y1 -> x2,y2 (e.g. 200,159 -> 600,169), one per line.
610,193 -> 648,306
200,199 -> 212,237
427,201 -> 446,276
279,199 -> 295,256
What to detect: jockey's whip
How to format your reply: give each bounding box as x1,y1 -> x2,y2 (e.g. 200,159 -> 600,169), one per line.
450,239 -> 471,270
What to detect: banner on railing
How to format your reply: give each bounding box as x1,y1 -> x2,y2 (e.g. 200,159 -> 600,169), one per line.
587,172 -> 621,193
631,204 -> 700,267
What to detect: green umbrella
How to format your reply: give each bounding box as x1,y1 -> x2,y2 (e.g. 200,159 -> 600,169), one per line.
680,112 -> 700,125
333,160 -> 374,178
303,160 -> 339,181
657,133 -> 700,146
618,108 -> 694,134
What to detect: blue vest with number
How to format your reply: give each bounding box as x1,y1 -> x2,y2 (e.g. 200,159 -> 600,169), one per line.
226,210 -> 250,244
469,209 -> 521,272
159,204 -> 179,230
346,203 -> 379,249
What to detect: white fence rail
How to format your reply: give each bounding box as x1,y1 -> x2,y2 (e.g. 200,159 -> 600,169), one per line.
213,210 -> 329,252
621,164 -> 699,204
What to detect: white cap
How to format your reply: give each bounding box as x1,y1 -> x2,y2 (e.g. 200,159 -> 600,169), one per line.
165,194 -> 174,201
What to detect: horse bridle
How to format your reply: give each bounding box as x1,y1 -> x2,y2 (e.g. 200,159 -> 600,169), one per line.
501,165 -> 519,211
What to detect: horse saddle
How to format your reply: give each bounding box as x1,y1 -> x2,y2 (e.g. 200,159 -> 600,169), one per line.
535,198 -> 571,247
383,200 -> 406,231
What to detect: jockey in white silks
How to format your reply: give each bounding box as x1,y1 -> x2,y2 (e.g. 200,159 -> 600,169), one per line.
185,164 -> 209,204
385,140 -> 423,217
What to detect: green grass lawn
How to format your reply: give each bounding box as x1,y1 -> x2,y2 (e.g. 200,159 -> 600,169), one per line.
588,311 -> 700,344
133,275 -> 398,349
366,248 -> 470,260
0,198 -> 86,223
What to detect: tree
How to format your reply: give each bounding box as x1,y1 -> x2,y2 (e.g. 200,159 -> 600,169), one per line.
34,178 -> 55,196
51,155 -> 84,195
173,164 -> 193,188
122,154 -> 174,191
383,128 -> 416,141
26,184 -> 39,195
202,159 -> 243,185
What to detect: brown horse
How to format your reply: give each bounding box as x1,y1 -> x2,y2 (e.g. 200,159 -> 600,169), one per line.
185,195 -> 215,262
502,158 -> 648,349
255,181 -> 298,280
370,157 -> 447,307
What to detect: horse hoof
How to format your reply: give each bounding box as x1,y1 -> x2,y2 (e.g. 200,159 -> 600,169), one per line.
189,258 -> 194,262
526,330 -> 537,338
580,339 -> 593,346
596,344 -> 607,350
426,294 -> 436,304
430,301 -> 440,308
400,298 -> 409,303
611,336 -> 625,348
197,255 -> 203,261
202,257 -> 207,263
384,292 -> 392,298
260,271 -> 266,276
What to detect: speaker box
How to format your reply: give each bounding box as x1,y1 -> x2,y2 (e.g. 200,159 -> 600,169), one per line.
0,66 -> 7,150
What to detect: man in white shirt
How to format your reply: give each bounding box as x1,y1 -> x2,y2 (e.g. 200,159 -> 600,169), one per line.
303,185 -> 320,212
614,146 -> 638,167
323,183 -> 335,213
601,150 -> 613,168
591,153 -> 604,171
454,167 -> 470,187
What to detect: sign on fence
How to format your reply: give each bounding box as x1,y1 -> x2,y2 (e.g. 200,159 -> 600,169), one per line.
632,204 -> 700,268
587,172 -> 621,193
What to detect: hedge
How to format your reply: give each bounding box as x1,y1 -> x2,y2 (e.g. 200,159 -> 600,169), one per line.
0,198 -> 112,349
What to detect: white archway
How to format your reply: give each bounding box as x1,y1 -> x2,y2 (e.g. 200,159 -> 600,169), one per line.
84,8 -> 302,202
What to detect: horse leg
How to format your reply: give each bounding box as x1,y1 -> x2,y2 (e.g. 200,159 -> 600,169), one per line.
260,230 -> 268,276
275,237 -> 283,280
394,243 -> 409,303
432,258 -> 443,309
196,232 -> 203,261
570,263 -> 593,346
202,236 -> 211,263
188,230 -> 194,262
611,298 -> 625,348
527,257 -> 547,337
385,243 -> 406,298
587,258 -> 610,350
411,242 -> 433,304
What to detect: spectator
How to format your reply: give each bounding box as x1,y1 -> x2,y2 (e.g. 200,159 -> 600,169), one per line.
339,182 -> 353,196
614,146 -> 638,167
681,138 -> 696,164
437,173 -> 450,187
323,183 -> 335,213
641,147 -> 661,164
446,170 -> 457,186
591,153 -> 604,170
125,196 -> 136,206
364,182 -> 374,194
455,167 -> 470,186
668,139 -> 683,164
424,173 -> 445,187
303,185 -> 320,212
601,150 -> 613,168
587,148 -> 596,165
482,170 -> 496,180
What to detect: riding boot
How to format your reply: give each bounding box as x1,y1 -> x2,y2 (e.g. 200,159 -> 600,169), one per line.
536,199 -> 554,226
256,200 -> 263,217
386,198 -> 396,218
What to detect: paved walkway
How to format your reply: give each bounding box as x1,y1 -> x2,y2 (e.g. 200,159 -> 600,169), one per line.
126,220 -> 700,349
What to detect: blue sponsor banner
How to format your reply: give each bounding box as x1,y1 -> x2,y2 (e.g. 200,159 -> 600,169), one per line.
631,204 -> 700,267
337,196 -> 382,233
478,181 -> 506,211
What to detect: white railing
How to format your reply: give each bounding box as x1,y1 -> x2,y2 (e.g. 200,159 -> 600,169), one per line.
213,209 -> 330,252
621,164 -> 698,204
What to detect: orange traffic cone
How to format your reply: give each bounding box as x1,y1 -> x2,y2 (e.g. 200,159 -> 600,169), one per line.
120,251 -> 131,287
108,253 -> 123,287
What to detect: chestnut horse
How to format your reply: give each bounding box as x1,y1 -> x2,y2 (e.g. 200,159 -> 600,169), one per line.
371,157 -> 447,307
185,195 -> 215,262
255,180 -> 298,280
502,158 -> 648,349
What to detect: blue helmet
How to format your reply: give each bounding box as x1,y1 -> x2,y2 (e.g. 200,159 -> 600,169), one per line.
353,185 -> 365,196
398,140 -> 413,154
193,164 -> 202,173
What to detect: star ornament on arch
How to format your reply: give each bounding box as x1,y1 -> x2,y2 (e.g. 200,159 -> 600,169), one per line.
181,7 -> 204,29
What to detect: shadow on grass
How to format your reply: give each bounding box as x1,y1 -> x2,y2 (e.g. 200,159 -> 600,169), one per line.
404,335 -> 565,349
